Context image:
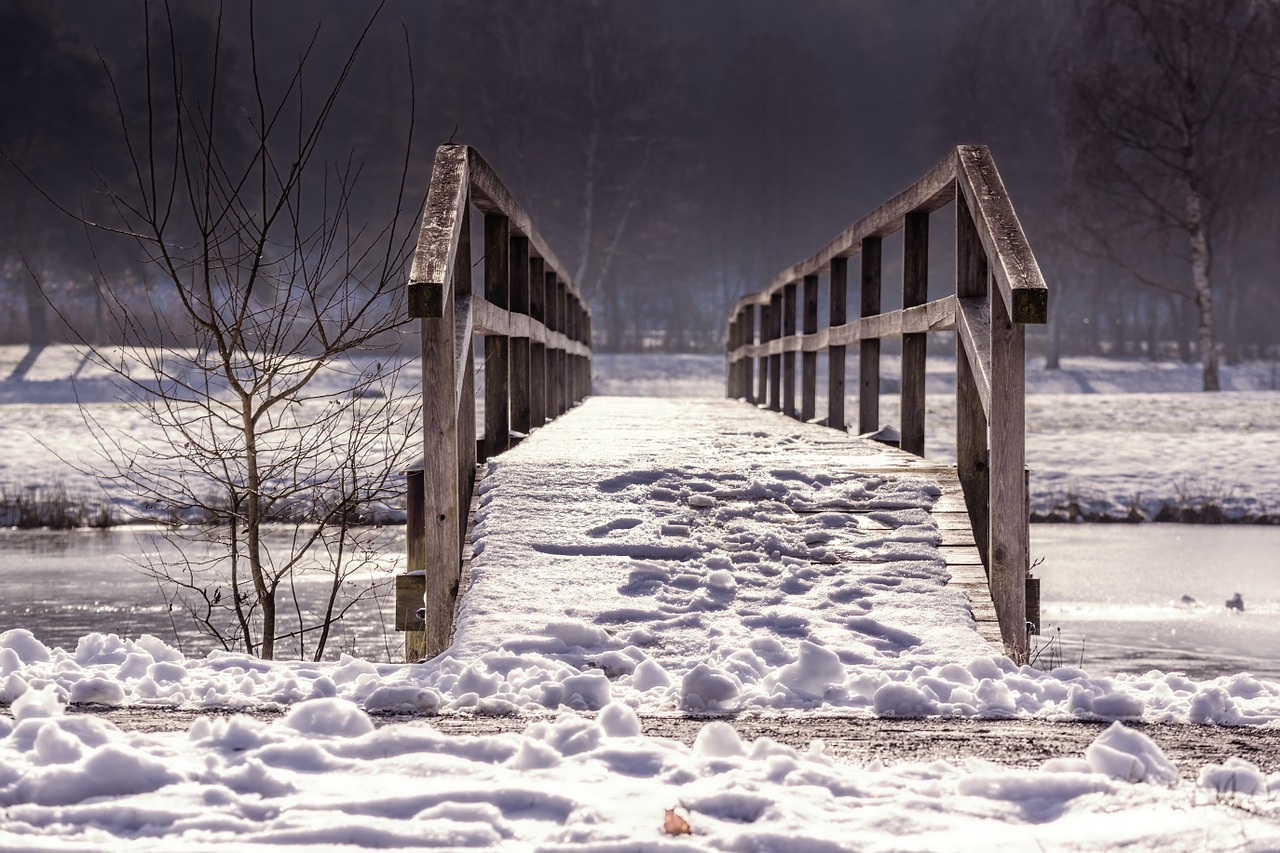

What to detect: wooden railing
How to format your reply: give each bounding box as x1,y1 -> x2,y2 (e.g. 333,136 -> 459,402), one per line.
724,145 -> 1047,661
398,145 -> 593,660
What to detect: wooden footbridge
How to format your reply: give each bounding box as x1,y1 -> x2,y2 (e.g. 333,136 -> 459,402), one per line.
396,145 -> 1048,664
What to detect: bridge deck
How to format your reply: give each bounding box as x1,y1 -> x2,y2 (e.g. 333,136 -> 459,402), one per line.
446,396 -> 1000,710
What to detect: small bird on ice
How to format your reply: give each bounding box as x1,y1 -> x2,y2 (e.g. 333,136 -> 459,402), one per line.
1225,592 -> 1245,612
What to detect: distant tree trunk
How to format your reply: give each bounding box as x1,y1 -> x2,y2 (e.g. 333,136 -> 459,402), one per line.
1184,179 -> 1220,390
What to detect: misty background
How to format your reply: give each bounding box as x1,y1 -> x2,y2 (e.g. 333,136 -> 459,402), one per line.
2,0 -> 1278,363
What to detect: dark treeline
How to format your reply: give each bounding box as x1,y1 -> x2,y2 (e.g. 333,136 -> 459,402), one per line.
2,0 -> 1278,364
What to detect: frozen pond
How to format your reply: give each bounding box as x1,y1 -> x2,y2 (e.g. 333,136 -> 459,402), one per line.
0,527 -> 405,662
2,524 -> 1279,679
1034,524 -> 1280,679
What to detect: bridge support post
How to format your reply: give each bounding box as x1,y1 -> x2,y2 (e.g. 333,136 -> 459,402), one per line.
483,214 -> 511,461
510,235 -> 531,438
901,211 -> 928,456
859,237 -> 882,434
828,257 -> 847,430
801,274 -> 818,421
782,281 -> 797,417
768,292 -> 782,411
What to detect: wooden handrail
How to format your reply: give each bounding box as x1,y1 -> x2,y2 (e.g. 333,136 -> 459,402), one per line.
725,145 -> 1047,662
400,145 -> 593,660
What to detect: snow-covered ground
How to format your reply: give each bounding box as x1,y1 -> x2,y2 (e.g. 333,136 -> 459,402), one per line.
3,347 -> 1280,850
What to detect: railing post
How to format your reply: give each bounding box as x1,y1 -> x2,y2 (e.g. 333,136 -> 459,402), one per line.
743,305 -> 756,403
768,292 -> 782,412
555,279 -> 569,415
956,193 -> 990,571
902,211 -> 929,456
726,314 -> 739,398
990,267 -> 1029,662
482,214 -> 510,460
509,235 -> 531,438
399,466 -> 427,660
828,257 -> 848,430
782,281 -> 798,418
419,197 -> 468,659
529,259 -> 547,429
859,236 -> 882,434
756,301 -> 770,405
801,274 -> 818,421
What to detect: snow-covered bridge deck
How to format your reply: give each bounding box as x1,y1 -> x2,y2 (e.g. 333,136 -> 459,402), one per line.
442,395 -> 999,712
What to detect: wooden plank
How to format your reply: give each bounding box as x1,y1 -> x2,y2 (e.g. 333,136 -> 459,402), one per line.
956,193 -> 991,571
419,195 -> 467,659
768,292 -> 782,412
953,146 -> 1048,325
465,148 -> 590,313
756,302 -> 770,404
859,236 -> 881,434
989,269 -> 1028,661
483,214 -> 510,461
408,146 -> 469,319
528,258 -> 547,429
510,236 -> 531,435
744,305 -> 757,404
828,257 -> 847,430
801,274 -> 818,421
783,281 -> 797,418
901,210 -> 928,457
730,152 -> 958,314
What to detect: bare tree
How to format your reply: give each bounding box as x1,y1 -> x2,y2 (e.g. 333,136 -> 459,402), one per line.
25,1 -> 423,660
1060,0 -> 1278,390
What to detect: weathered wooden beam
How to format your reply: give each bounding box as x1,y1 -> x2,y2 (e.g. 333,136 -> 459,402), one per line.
729,153 -> 958,315
953,146 -> 1048,326
529,259 -> 547,429
989,271 -> 1029,661
482,214 -> 511,461
956,191 -> 991,572
782,281 -> 798,418
859,236 -> 881,435
801,274 -> 819,422
510,235 -> 531,435
901,210 -> 929,457
768,292 -> 782,412
408,146 -> 469,319
828,257 -> 847,430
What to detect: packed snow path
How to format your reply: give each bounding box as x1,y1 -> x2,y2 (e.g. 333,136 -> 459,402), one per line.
450,395 -> 999,712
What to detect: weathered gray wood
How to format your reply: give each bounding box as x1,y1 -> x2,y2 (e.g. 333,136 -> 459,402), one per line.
554,280 -> 569,417
989,270 -> 1028,661
464,149 -> 587,308
859,236 -> 881,434
730,153 -> 957,314
743,306 -> 756,403
901,211 -> 928,457
828,257 -> 848,430
768,292 -> 782,412
408,146 -> 469,319
529,259 -> 547,429
782,281 -> 798,418
801,274 -> 818,421
953,146 -> 1048,326
510,236 -> 531,435
483,214 -> 510,461
956,192 -> 991,571
419,196 -> 467,658
756,303 -> 770,404
400,466 -> 427,659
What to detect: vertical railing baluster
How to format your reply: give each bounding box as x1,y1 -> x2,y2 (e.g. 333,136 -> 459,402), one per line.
482,214 -> 510,460
743,305 -> 756,403
859,236 -> 882,435
509,235 -> 531,439
956,192 -> 990,570
801,274 -> 818,422
902,211 -> 929,456
782,281 -> 797,418
768,292 -> 782,412
529,258 -> 547,429
828,257 -> 848,430
756,301 -> 770,405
